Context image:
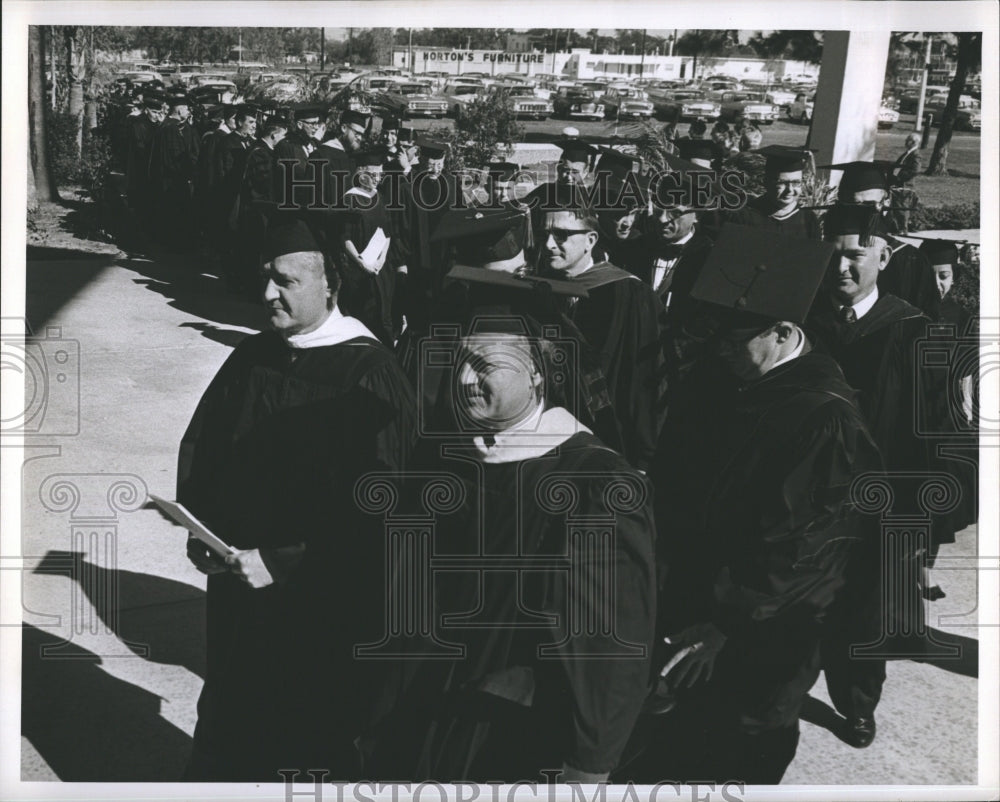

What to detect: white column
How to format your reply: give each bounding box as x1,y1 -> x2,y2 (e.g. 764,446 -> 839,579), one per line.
808,30 -> 891,189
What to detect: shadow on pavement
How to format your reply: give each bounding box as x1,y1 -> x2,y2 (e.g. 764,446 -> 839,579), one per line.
912,628 -> 978,677
25,252 -> 118,333
21,623 -> 193,781
179,321 -> 252,349
34,550 -> 207,679
120,253 -> 266,338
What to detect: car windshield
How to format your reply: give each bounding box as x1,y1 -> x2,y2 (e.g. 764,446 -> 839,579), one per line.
398,84 -> 427,94
451,86 -> 480,96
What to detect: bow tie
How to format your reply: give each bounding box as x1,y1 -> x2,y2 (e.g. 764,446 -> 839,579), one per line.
839,306 -> 858,324
656,244 -> 686,259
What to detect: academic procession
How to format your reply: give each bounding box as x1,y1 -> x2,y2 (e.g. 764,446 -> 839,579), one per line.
14,20 -> 989,792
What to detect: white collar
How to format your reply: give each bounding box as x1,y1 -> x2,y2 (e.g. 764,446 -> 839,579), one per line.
673,230 -> 694,247
322,138 -> 346,151
846,286 -> 879,320
770,203 -> 799,221
769,328 -> 805,370
282,307 -> 379,349
218,122 -> 232,134
470,406 -> 591,464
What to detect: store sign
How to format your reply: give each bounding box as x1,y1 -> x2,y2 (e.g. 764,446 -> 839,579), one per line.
421,50 -> 546,64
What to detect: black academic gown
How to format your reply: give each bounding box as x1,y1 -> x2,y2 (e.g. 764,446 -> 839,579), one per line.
548,262 -> 665,471
634,232 -> 714,398
196,125 -> 231,236
177,329 -> 417,781
725,195 -> 821,239
368,428 -> 656,781
149,117 -> 200,239
808,293 -> 954,722
630,348 -> 881,784
124,113 -> 157,219
338,188 -> 398,346
877,240 -> 941,320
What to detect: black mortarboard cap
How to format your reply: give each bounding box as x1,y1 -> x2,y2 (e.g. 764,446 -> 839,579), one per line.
431,206 -> 527,264
142,95 -> 165,110
600,172 -> 650,211
382,115 -> 401,131
823,160 -> 897,198
674,138 -> 719,164
822,203 -> 891,246
416,135 -> 448,159
444,263 -> 588,301
758,144 -> 813,172
487,162 -> 520,184
292,102 -> 324,122
691,224 -> 834,324
592,146 -> 642,180
356,147 -> 388,167
919,238 -> 960,266
340,108 -> 371,128
554,137 -> 597,163
261,215 -> 323,263
167,94 -> 191,109
397,126 -> 416,145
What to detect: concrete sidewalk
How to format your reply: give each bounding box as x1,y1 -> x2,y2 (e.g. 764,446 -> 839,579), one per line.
12,244 -> 980,785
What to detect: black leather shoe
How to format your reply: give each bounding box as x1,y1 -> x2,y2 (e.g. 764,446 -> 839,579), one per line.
845,716 -> 877,748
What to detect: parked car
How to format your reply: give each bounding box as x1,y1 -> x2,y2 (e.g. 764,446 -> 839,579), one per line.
576,80 -> 610,98
787,92 -> 815,122
493,85 -> 552,120
551,87 -> 605,120
718,91 -> 780,124
601,86 -> 655,120
443,82 -> 485,117
650,89 -> 721,122
922,93 -> 982,128
897,85 -> 950,113
764,85 -> 798,108
189,83 -> 240,108
877,104 -> 900,129
376,81 -> 448,119
116,70 -> 163,87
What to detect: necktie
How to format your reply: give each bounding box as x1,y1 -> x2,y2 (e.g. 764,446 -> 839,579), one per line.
840,306 -> 857,324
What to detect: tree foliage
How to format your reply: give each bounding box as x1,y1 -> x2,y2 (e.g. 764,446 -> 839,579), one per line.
433,89 -> 524,172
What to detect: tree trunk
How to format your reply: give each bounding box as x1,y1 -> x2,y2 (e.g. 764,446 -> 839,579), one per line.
66,27 -> 85,156
29,26 -> 59,202
926,33 -> 976,176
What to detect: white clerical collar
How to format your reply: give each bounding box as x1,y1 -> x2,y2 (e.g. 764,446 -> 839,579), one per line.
672,230 -> 694,247
283,307 -> 379,349
836,287 -> 879,320
769,328 -> 805,370
566,255 -> 595,278
470,406 -> 591,464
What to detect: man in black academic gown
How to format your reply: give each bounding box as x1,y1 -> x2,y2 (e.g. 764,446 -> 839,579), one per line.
523,137 -> 598,264
367,267 -> 656,782
822,159 -> 940,320
195,104 -> 237,246
537,189 -> 664,471
311,107 -> 369,210
178,214 -> 416,781
588,146 -> 648,277
809,203 -> 952,749
148,94 -> 201,247
726,145 -> 821,239
124,94 -> 164,240
400,136 -> 464,328
626,225 -> 881,784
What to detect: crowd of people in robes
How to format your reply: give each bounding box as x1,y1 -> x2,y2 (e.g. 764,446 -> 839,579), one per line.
104,87 -> 981,784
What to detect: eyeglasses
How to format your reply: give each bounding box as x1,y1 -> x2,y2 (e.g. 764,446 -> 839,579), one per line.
545,228 -> 592,243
